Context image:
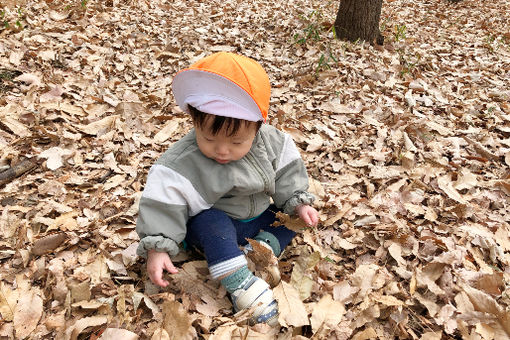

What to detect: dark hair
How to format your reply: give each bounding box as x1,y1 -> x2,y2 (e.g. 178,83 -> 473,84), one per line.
188,105 -> 262,136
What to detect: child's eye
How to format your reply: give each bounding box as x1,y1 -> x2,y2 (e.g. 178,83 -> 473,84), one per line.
204,137 -> 214,142
232,142 -> 242,145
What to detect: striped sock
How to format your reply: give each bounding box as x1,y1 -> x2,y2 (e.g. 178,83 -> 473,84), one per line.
208,254 -> 248,279
220,265 -> 253,294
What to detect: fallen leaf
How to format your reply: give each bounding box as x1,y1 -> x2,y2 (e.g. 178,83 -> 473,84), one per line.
154,119 -> 185,143
151,328 -> 170,340
38,147 -> 74,170
388,242 -> 406,267
32,233 -> 68,256
274,280 -> 309,327
420,331 -> 442,340
272,211 -> 308,232
14,73 -> 42,87
310,294 -> 345,333
65,315 -> 108,340
98,328 -> 139,340
13,288 -> 43,339
352,327 -> 377,340
306,134 -> 323,152
461,284 -> 510,337
162,300 -> 196,340
437,174 -> 467,204
0,282 -> 18,322
75,115 -> 119,135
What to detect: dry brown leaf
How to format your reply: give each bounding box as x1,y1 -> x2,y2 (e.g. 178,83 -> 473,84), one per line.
245,239 -> 280,287
414,291 -> 440,317
65,315 -> 108,340
290,250 -> 321,301
306,134 -> 323,152
162,300 -> 197,340
374,294 -> 405,308
44,311 -> 66,330
387,242 -> 406,267
349,264 -> 380,298
453,168 -> 478,191
319,99 -> 362,114
99,328 -> 139,340
1,117 -> 31,137
154,118 -> 186,143
38,147 -> 74,170
310,294 -> 345,334
308,177 -> 326,199
75,115 -> 119,135
31,232 -> 68,256
322,203 -> 352,226
272,211 -> 308,232
437,174 -> 468,204
69,281 -> 91,304
462,136 -> 499,161
0,282 -> 18,322
77,255 -> 109,286
195,294 -> 221,317
209,324 -> 277,340
132,292 -> 159,316
333,281 -> 359,304
461,284 -> 510,337
245,239 -> 278,269
420,331 -> 442,340
416,263 -> 446,296
352,327 -> 377,340
13,288 -> 43,339
274,281 -> 309,328
14,73 -> 42,87
151,328 -> 170,340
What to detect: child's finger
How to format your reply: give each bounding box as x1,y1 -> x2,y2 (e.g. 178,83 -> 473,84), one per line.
311,212 -> 319,226
157,275 -> 170,287
149,267 -> 169,287
164,261 -> 178,274
303,213 -> 313,226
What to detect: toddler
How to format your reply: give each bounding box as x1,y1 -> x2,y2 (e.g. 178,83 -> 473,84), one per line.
136,52 -> 319,326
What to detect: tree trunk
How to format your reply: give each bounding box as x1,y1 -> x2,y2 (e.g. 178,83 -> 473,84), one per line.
334,0 -> 383,44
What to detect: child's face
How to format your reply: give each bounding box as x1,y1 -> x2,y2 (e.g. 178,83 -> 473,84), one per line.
194,117 -> 258,164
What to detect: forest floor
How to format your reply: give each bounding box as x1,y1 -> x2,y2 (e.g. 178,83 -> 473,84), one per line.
1,0 -> 509,339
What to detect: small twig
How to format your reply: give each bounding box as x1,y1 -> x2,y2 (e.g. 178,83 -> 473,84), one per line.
0,159 -> 37,187
97,169 -> 114,183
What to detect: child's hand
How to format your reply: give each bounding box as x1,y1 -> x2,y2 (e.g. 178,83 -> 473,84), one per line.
295,204 -> 319,227
147,249 -> 178,287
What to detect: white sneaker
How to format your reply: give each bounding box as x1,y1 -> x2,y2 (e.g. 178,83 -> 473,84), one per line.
231,275 -> 279,326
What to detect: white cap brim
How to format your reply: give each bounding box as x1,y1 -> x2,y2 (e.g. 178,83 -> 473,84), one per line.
172,69 -> 263,122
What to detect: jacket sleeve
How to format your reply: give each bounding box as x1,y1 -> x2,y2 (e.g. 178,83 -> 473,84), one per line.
272,132 -> 315,215
136,164 -> 212,258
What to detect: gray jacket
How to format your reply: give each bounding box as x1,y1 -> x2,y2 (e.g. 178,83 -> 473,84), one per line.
136,124 -> 315,258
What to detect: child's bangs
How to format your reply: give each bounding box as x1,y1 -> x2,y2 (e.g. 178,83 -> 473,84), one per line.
189,105 -> 261,136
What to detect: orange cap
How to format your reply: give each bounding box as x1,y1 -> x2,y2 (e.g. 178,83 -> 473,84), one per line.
172,52 -> 271,122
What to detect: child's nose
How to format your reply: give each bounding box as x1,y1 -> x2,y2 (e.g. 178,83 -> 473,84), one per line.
215,144 -> 229,156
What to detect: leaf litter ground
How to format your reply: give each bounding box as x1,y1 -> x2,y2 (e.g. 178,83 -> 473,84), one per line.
0,0 -> 509,339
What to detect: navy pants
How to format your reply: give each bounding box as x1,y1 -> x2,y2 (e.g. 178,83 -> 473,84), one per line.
185,205 -> 295,267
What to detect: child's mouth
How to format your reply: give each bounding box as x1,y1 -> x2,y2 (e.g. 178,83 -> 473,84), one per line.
215,158 -> 230,164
